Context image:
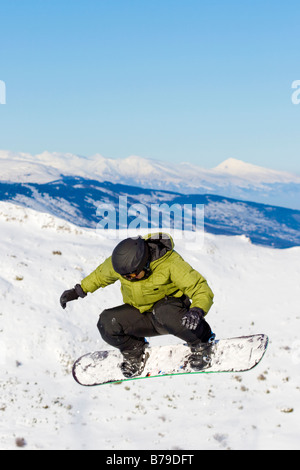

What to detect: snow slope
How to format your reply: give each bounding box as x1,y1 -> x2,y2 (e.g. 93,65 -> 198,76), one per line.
1,150 -> 300,209
1,201 -> 300,450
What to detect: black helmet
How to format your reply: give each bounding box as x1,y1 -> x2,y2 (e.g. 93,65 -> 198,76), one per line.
111,237 -> 150,276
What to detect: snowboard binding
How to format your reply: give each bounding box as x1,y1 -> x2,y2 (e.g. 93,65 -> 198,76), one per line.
188,333 -> 216,370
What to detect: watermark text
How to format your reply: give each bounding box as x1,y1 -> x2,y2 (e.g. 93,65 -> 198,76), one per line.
0,80 -> 6,104
291,80 -> 300,105
96,196 -> 205,250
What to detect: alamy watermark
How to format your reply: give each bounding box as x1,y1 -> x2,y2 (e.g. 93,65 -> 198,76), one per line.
95,196 -> 205,250
291,80 -> 300,105
0,80 -> 6,104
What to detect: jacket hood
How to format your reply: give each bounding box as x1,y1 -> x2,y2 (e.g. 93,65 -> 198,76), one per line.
143,233 -> 174,263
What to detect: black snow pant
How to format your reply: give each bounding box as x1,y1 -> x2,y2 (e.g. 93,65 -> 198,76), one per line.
97,295 -> 213,353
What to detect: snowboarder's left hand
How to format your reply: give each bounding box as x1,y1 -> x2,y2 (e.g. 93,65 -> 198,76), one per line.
181,307 -> 205,330
60,284 -> 87,309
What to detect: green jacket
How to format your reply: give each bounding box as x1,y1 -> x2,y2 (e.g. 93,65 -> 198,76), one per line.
81,233 -> 214,314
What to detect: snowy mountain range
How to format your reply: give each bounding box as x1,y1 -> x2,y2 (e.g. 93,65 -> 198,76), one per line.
1,150 -> 300,209
0,150 -> 300,249
0,176 -> 299,249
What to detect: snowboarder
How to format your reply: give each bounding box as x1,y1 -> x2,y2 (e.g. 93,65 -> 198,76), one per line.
60,233 -> 215,378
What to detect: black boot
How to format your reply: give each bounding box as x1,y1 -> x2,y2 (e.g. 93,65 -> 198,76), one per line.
188,333 -> 216,370
120,341 -> 149,378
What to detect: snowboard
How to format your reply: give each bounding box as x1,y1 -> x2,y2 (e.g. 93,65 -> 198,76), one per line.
72,334 -> 268,386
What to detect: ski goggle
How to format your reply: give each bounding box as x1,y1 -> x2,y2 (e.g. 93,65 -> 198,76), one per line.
122,260 -> 151,281
122,272 -> 140,281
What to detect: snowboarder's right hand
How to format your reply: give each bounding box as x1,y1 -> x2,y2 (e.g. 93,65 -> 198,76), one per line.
60,284 -> 87,309
181,307 -> 205,330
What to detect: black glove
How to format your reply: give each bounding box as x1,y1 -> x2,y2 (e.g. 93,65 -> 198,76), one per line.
182,307 -> 205,330
60,284 -> 87,309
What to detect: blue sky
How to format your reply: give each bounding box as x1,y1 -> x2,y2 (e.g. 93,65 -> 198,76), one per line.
0,0 -> 300,173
